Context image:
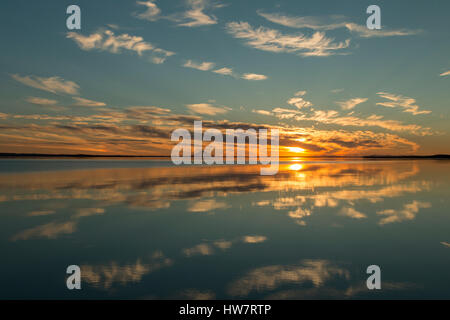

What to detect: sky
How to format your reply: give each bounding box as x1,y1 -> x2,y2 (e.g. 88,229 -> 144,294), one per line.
0,0 -> 449,156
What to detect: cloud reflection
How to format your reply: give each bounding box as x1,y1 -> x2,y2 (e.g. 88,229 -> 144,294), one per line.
227,260 -> 350,297
82,252 -> 173,289
1,160 -> 432,241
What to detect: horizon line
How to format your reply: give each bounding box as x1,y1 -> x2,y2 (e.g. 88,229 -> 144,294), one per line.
1,153 -> 449,159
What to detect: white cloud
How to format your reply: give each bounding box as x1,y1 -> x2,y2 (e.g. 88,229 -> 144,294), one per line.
136,1 -> 161,21
258,11 -> 348,30
226,21 -> 350,57
12,74 -> 80,95
67,29 -> 174,62
376,92 -> 431,115
258,12 -> 420,38
73,97 -> 106,107
213,67 -> 233,76
135,0 -> 222,28
287,97 -> 312,109
183,59 -> 215,71
184,60 -> 265,80
241,73 -> 267,81
337,97 -> 367,110
26,97 -> 58,105
151,56 -> 166,64
178,0 -> 218,27
274,108 -> 432,135
440,70 -> 450,77
186,103 -> 230,115
252,109 -> 273,116
331,88 -> 344,93
345,23 -> 419,38
294,90 -> 307,96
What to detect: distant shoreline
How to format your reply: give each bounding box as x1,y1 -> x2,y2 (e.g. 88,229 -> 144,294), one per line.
363,154 -> 450,159
0,153 -> 168,158
0,153 -> 449,159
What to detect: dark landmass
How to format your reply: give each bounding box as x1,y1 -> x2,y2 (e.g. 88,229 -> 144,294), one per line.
0,153 -> 168,158
0,153 -> 449,159
363,154 -> 450,159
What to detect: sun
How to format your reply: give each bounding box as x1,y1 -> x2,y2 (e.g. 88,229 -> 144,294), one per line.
287,147 -> 306,153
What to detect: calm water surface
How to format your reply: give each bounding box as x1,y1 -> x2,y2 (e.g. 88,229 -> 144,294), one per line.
0,159 -> 449,299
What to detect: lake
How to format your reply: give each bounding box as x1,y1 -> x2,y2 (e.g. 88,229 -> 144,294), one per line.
0,158 -> 449,299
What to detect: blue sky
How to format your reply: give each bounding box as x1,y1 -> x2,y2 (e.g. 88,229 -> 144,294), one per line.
0,0 -> 449,155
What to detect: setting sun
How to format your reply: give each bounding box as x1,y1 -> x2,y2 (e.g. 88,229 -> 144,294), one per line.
287,147 -> 306,153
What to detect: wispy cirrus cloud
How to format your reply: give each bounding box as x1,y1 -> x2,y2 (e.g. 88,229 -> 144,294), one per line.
136,1 -> 161,21
300,111 -> 431,135
67,29 -> 175,63
241,73 -> 267,81
376,92 -> 431,115
336,97 -> 368,110
271,106 -> 431,136
213,67 -> 233,76
285,90 -> 312,109
258,11 -> 420,38
73,97 -> 106,107
294,90 -> 307,97
252,109 -> 273,116
12,74 -> 80,95
258,11 -> 348,30
186,103 -> 230,115
184,60 -> 267,80
177,0 -> 220,27
287,97 -> 312,109
345,23 -> 420,38
183,59 -> 215,71
226,21 -> 350,57
135,0 -> 222,28
26,97 -> 58,106
67,29 -> 150,55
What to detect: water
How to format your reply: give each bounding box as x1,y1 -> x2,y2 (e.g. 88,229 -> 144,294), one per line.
0,159 -> 449,299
